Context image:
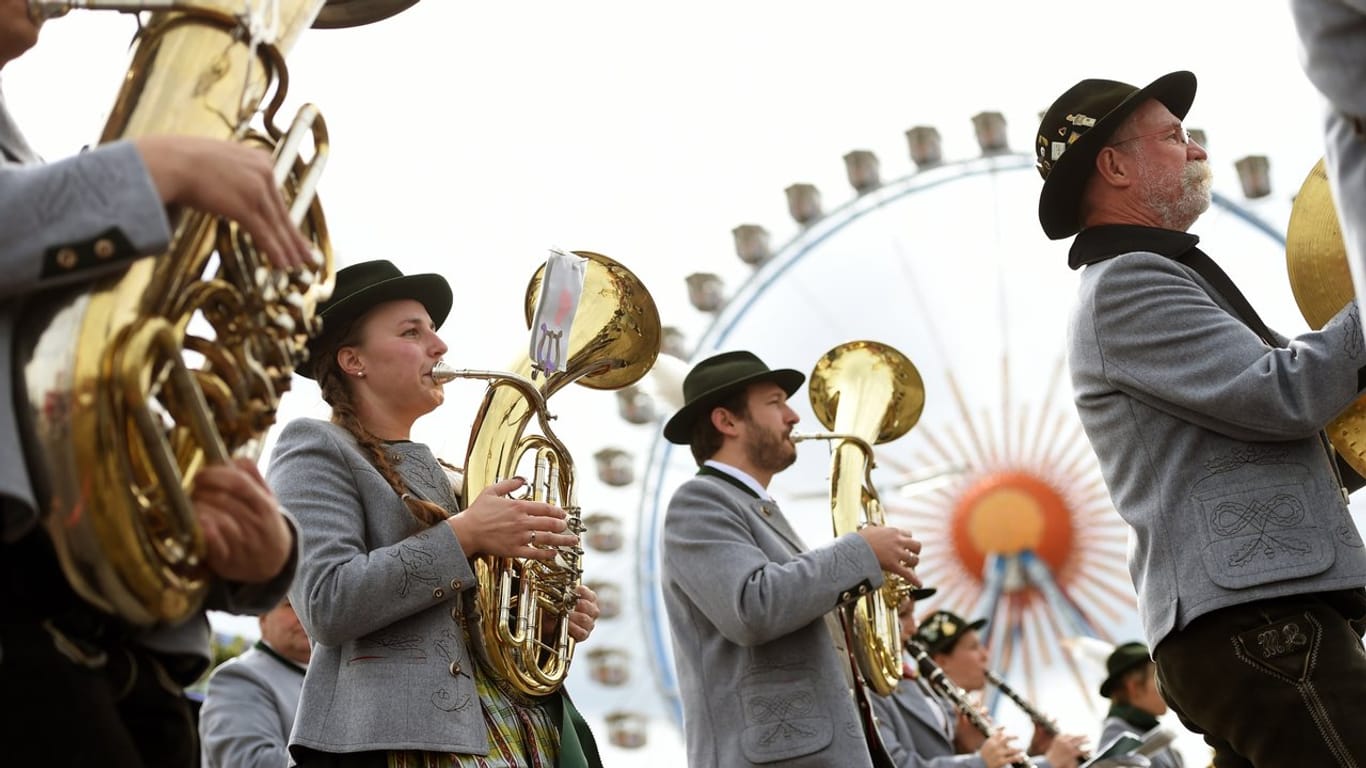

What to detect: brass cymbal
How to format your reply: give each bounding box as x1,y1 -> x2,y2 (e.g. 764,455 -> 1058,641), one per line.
1285,158 -> 1366,477
1286,159 -> 1349,329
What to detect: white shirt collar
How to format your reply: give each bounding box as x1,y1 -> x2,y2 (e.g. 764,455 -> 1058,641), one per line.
703,459 -> 773,501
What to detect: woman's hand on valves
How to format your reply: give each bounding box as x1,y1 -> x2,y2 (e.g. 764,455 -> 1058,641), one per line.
447,476 -> 579,560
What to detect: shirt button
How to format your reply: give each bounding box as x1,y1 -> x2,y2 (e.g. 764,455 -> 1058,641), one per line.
448,660 -> 462,677
55,247 -> 78,270
93,238 -> 115,259
432,587 -> 445,600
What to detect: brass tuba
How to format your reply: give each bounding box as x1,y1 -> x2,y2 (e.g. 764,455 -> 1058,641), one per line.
792,340 -> 924,696
1285,159 -> 1366,475
436,251 -> 660,696
15,0 -> 418,626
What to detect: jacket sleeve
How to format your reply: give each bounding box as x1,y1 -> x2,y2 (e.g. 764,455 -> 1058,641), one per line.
871,692 -> 988,768
0,140 -> 169,297
1087,251 -> 1366,441
663,478 -> 882,647
199,657 -> 292,768
267,418 -> 477,646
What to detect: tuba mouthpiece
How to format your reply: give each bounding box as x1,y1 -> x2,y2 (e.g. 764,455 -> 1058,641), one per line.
431,360 -> 458,384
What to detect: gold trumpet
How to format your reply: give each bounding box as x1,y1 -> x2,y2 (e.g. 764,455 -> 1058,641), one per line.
437,251 -> 660,696
792,340 -> 924,696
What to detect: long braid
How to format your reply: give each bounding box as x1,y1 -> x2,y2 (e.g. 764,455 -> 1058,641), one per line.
315,327 -> 451,528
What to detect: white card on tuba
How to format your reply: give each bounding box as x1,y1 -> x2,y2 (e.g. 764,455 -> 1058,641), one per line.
528,248 -> 587,378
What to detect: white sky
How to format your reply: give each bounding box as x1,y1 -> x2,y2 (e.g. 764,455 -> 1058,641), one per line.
4,2 -> 1338,764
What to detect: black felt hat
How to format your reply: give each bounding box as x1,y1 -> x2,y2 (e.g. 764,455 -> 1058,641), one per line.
1099,641 -> 1153,698
662,351 -> 804,444
301,259 -> 452,380
1035,71 -> 1197,240
916,609 -> 987,656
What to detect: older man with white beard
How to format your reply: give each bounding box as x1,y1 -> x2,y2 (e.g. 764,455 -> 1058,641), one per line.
1035,71 -> 1366,768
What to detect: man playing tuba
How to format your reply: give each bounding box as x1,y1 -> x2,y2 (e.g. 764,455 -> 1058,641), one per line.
0,5 -> 312,766
660,350 -> 923,768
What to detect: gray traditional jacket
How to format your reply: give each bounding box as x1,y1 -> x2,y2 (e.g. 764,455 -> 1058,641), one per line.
1068,225 -> 1366,649
0,88 -> 169,542
872,674 -> 985,768
200,642 -> 306,768
662,466 -> 885,767
268,418 -> 484,757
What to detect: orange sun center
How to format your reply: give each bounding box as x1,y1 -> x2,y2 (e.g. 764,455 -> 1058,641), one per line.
949,471 -> 1074,583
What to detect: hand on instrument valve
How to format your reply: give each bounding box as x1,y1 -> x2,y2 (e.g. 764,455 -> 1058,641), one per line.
1042,732 -> 1089,768
191,457 -> 294,583
133,136 -> 315,272
566,583 -> 600,643
446,476 -> 579,561
979,728 -> 1028,768
856,524 -> 923,587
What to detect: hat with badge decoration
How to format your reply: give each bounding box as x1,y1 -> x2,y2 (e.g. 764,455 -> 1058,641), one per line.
1035,71 -> 1197,240
915,609 -> 987,655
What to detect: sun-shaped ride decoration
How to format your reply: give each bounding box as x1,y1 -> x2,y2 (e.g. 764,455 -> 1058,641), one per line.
883,356 -> 1135,706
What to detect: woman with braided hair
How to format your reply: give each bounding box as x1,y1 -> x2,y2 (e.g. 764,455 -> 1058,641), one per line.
267,259 -> 602,768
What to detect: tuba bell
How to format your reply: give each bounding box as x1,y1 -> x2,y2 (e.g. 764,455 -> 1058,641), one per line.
1285,159 -> 1366,476
15,0 -> 418,626
792,340 -> 924,696
436,251 -> 661,697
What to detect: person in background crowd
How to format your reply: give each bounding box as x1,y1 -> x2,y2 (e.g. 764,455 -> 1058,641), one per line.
918,610 -> 1086,768
1097,642 -> 1182,768
873,591 -> 1027,768
200,599 -> 312,768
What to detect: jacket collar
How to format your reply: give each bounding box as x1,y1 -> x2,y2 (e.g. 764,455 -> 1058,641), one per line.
1068,224 -> 1200,270
254,640 -> 307,675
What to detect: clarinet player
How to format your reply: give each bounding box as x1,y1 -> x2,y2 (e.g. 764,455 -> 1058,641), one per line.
917,611 -> 1087,767
872,591 -> 1029,768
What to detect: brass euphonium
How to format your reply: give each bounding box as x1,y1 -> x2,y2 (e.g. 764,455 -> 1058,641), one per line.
435,251 -> 660,697
1285,159 -> 1366,476
15,0 -> 418,626
792,340 -> 924,696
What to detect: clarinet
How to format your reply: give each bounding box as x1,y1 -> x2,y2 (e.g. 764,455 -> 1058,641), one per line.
986,670 -> 1059,737
987,670 -> 1091,762
905,641 -> 1029,768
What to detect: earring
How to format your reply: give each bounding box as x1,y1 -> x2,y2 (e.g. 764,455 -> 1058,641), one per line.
356,369 -> 367,378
